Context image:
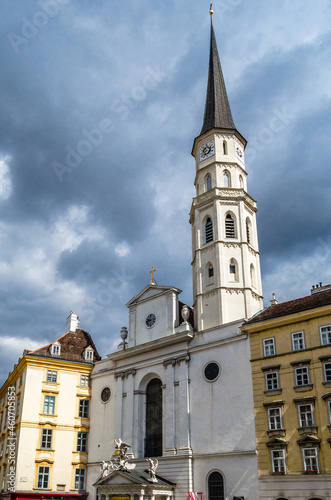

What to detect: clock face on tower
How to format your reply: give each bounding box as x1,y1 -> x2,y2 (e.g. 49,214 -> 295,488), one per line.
199,140 -> 215,162
145,313 -> 156,328
235,142 -> 244,163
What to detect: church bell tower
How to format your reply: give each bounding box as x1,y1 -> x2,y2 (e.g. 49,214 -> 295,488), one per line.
190,17 -> 263,332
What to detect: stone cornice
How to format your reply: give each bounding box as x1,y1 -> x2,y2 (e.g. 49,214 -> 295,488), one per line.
107,331 -> 194,362
163,354 -> 190,368
192,187 -> 257,212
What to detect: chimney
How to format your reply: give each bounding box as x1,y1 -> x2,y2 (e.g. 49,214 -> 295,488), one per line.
311,282 -> 331,295
270,293 -> 278,306
66,311 -> 79,332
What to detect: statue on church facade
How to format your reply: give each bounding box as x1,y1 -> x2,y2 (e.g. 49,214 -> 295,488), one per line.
146,458 -> 158,482
99,439 -> 136,478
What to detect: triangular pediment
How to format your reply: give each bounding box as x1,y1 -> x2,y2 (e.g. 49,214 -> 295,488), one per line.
94,470 -> 142,486
126,284 -> 182,308
94,468 -> 176,488
297,435 -> 320,445
266,437 -> 287,447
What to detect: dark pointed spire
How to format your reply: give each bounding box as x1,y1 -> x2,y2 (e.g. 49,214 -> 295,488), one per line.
200,20 -> 236,135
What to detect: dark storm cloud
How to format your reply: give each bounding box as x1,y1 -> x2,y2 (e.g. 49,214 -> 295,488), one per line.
1,1 -> 331,384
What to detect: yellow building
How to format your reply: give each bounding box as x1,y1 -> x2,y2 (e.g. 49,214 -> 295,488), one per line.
242,284 -> 331,500
0,312 -> 100,500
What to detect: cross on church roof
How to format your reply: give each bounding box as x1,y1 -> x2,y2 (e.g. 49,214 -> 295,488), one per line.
149,267 -> 157,285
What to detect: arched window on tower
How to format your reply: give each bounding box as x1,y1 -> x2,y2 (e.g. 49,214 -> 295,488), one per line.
145,378 -> 162,458
229,258 -> 238,282
208,471 -> 225,500
223,140 -> 227,155
225,214 -> 235,238
250,264 -> 256,288
239,175 -> 244,189
205,218 -> 213,243
206,174 -> 212,191
223,171 -> 230,188
207,263 -> 214,286
246,217 -> 251,244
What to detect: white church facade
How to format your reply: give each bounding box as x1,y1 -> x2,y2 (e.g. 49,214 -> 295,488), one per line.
86,15 -> 263,500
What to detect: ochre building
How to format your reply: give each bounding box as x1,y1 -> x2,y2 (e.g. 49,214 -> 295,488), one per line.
242,284 -> 331,500
0,312 -> 100,500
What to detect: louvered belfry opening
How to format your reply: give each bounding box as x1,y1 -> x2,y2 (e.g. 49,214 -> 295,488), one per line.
205,218 -> 213,242
225,214 -> 235,238
144,378 -> 163,457
208,471 -> 225,500
246,220 -> 250,243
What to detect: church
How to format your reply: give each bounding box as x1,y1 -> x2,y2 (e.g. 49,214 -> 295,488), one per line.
86,11 -> 263,500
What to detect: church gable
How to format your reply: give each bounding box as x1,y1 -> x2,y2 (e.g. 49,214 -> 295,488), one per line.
126,284 -> 182,307
126,284 -> 184,347
95,470 -> 140,486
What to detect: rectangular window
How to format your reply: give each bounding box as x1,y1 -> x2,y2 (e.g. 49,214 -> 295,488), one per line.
298,404 -> 314,427
292,331 -> 305,351
43,396 -> 55,415
46,370 -> 57,383
324,362 -> 331,382
19,373 -> 23,385
40,429 -> 53,449
271,449 -> 286,473
328,401 -> 331,423
80,375 -> 90,387
295,366 -> 309,386
263,338 -> 275,357
303,447 -> 319,472
265,372 -> 279,391
78,400 -> 89,419
320,325 -> 331,345
16,397 -> 20,417
268,407 -> 282,430
76,432 -> 88,452
37,466 -> 50,489
74,468 -> 86,490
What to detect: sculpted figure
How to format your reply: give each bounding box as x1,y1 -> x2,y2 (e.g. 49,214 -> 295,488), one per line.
147,458 -> 158,482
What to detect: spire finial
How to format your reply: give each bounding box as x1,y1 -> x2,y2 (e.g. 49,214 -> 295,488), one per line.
209,3 -> 214,16
149,266 -> 157,285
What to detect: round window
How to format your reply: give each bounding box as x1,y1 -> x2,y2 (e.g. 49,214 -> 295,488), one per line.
204,362 -> 220,382
101,387 -> 111,403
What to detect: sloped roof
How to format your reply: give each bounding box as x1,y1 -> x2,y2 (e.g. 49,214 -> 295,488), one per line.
94,468 -> 175,487
126,283 -> 182,308
200,20 -> 236,135
245,289 -> 331,325
24,328 -> 101,362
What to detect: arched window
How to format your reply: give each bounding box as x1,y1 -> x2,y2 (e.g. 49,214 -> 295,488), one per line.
223,171 -> 230,188
225,214 -> 235,238
207,263 -> 214,286
223,141 -> 227,155
229,259 -> 238,282
208,471 -> 224,500
205,218 -> 213,243
145,378 -> 162,457
250,264 -> 256,288
239,175 -> 244,189
206,175 -> 212,191
246,218 -> 251,244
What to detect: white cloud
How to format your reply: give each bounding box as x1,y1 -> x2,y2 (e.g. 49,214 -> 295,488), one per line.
114,242 -> 130,257
0,156 -> 12,201
0,335 -> 48,356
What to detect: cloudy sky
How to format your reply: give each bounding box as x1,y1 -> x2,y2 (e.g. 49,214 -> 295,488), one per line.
1,0 -> 331,384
